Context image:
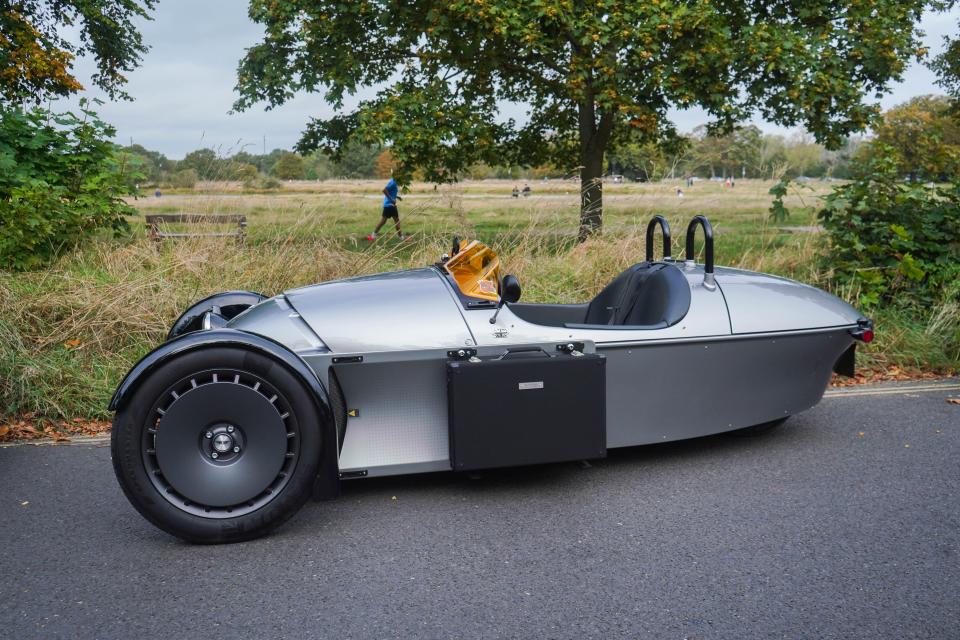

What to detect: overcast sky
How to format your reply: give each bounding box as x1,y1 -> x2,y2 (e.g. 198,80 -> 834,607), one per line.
59,1 -> 959,159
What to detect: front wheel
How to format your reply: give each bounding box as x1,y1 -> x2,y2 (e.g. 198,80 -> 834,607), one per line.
111,347 -> 323,543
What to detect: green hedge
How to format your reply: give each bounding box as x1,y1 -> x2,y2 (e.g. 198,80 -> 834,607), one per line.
0,101 -> 139,270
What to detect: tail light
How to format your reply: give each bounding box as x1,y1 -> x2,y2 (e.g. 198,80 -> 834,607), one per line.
851,319 -> 874,343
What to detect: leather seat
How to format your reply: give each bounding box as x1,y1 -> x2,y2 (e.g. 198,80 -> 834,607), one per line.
583,263 -> 691,327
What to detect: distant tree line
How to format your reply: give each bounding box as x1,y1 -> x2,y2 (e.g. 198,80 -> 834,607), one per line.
118,142 -> 394,188
122,94 -> 959,189
608,95 -> 959,183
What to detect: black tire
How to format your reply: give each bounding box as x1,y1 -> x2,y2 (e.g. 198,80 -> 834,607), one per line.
111,346 -> 323,543
728,417 -> 789,437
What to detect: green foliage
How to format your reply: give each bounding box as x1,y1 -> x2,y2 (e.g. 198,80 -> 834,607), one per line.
868,94 -> 960,181
234,148 -> 284,175
179,148 -> 223,180
0,102 -> 139,270
818,145 -> 960,308
0,1 -> 155,103
933,23 -> 960,102
235,0 -> 936,237
232,162 -> 259,182
121,143 -> 175,184
271,151 -> 305,180
246,175 -> 281,190
332,142 -> 381,178
171,168 -> 198,188
769,179 -> 791,222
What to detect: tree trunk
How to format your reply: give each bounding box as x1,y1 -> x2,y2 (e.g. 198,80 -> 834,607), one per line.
577,101 -> 614,243
578,152 -> 603,242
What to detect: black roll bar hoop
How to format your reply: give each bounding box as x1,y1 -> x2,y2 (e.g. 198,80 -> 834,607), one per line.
645,215 -> 672,262
685,214 -> 716,290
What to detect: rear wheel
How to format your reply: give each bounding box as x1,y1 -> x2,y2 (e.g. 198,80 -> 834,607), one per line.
111,347 -> 323,543
167,291 -> 265,340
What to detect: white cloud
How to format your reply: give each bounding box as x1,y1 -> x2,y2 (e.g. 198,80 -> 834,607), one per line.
53,1 -> 960,158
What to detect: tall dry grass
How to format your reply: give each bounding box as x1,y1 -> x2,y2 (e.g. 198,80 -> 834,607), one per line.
2,180 -> 955,420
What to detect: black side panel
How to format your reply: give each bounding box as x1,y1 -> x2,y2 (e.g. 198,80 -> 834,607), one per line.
833,343 -> 857,377
447,354 -> 606,471
507,302 -> 589,327
328,367 -> 349,452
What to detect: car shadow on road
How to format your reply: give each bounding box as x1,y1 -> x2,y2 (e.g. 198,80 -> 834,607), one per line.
333,421 -> 797,501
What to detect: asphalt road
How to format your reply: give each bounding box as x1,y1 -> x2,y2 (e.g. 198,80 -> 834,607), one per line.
2,380 -> 959,639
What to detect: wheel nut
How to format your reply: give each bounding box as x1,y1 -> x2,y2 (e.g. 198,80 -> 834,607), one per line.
227,425 -> 235,433
205,431 -> 213,439
233,446 -> 240,453
211,452 -> 219,459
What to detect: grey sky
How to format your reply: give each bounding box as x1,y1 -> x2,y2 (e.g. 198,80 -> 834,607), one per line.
60,1 -> 959,159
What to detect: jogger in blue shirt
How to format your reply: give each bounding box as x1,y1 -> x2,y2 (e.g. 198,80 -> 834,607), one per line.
367,177 -> 404,240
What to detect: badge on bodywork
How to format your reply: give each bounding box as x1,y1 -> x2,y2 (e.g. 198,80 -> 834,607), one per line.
492,328 -> 509,338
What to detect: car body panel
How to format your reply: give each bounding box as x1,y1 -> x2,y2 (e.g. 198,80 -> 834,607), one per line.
468,264 -> 731,347
300,342 -> 596,477
714,266 -> 862,334
283,269 -> 475,353
600,328 -> 851,447
227,295 -> 328,354
160,253 -> 864,480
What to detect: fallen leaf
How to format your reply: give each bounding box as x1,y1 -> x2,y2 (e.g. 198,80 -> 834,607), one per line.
904,443 -> 911,448
63,339 -> 81,349
0,426 -> 8,437
858,431 -> 865,437
947,398 -> 960,405
20,501 -> 28,506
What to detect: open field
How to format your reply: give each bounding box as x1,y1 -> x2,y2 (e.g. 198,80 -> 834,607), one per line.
0,179 -> 956,428
133,179 -> 831,276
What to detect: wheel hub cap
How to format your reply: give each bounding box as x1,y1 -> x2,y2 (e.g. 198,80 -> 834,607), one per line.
153,382 -> 288,507
212,433 -> 233,453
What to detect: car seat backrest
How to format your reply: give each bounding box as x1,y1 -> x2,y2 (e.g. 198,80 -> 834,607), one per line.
618,263 -> 691,327
583,263 -> 655,324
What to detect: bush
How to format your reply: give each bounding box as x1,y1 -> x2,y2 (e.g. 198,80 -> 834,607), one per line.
245,175 -> 281,190
818,145 -> 960,308
232,162 -> 259,182
271,151 -> 305,180
171,168 -> 198,188
0,102 -> 138,270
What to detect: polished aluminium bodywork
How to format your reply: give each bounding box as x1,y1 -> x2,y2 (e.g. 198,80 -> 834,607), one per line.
227,254 -> 863,479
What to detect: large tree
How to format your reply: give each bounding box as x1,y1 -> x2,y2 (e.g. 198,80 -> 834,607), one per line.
0,1 -> 155,103
932,20 -> 960,102
235,0 -> 936,240
271,151 -> 306,179
872,94 -> 960,180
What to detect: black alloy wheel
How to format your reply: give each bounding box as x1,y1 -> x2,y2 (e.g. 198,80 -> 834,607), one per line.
111,347 -> 323,543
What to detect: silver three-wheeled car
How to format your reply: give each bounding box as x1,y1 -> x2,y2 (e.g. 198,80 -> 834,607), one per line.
110,215 -> 872,542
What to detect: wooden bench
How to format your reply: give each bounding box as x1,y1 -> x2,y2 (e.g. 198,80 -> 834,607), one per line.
145,214 -> 246,244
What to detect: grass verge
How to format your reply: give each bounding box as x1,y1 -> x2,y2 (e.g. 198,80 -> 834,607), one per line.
0,180 -> 956,436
